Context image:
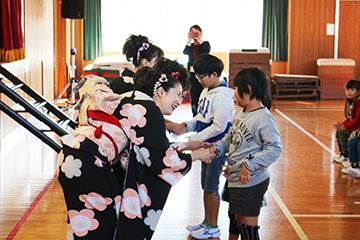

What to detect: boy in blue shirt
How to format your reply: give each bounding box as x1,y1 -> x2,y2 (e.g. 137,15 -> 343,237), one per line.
177,53 -> 235,239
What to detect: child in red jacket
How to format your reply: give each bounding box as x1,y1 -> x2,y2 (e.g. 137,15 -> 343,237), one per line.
333,79 -> 360,164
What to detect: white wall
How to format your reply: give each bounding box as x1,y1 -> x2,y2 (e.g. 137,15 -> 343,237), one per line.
101,0 -> 263,53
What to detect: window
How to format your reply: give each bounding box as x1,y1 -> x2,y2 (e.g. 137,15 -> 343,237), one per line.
101,0 -> 263,54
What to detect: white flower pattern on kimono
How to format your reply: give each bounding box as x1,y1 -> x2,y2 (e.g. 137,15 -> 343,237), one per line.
120,118 -> 144,145
162,147 -> 187,171
61,134 -> 86,149
120,103 -> 147,128
79,192 -> 113,211
129,129 -> 144,145
121,188 -> 142,219
144,209 -> 162,231
134,145 -> 151,166
61,155 -> 82,179
158,168 -> 183,186
68,209 -> 99,237
137,183 -> 151,207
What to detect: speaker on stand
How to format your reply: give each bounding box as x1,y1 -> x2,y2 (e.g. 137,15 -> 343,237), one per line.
56,0 -> 84,106
61,0 -> 84,19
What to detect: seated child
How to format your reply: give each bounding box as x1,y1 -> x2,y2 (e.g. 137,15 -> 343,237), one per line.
341,130 -> 360,177
333,79 -> 360,164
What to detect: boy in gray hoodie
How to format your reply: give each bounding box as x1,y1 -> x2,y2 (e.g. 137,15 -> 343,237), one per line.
210,67 -> 282,240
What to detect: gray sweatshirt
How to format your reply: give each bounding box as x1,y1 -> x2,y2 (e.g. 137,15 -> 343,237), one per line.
214,107 -> 282,188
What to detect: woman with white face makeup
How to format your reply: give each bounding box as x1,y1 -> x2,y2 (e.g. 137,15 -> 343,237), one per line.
112,63 -> 215,240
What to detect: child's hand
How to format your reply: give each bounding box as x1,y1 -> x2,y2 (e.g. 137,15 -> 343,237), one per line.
338,123 -> 345,130
201,142 -> 212,149
191,148 -> 215,164
221,165 -> 229,178
180,140 -> 203,151
333,122 -> 342,130
238,166 -> 251,185
166,122 -> 187,135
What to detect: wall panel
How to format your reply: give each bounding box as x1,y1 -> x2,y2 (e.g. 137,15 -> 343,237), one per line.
54,1 -> 68,99
339,1 -> 360,80
24,0 -> 54,100
288,0 -> 335,75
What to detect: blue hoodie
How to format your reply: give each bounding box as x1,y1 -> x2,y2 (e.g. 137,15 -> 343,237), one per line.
185,83 -> 235,143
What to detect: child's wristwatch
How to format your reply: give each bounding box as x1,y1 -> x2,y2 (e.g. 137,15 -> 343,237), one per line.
211,144 -> 221,157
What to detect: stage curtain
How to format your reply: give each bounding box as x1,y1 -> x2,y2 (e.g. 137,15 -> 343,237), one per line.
262,0 -> 288,61
83,0 -> 103,60
0,0 -> 25,62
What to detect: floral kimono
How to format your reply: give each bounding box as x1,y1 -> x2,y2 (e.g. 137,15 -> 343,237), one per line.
112,91 -> 192,240
58,75 -> 129,239
58,138 -> 123,239
58,76 -> 193,239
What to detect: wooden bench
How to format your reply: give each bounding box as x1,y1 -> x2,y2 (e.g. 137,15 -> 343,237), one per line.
272,74 -> 320,99
229,48 -> 271,89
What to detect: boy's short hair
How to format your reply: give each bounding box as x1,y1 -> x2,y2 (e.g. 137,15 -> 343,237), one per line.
346,79 -> 360,90
234,67 -> 269,102
193,53 -> 223,77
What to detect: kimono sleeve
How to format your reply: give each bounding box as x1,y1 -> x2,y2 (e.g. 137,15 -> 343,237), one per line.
129,101 -> 192,186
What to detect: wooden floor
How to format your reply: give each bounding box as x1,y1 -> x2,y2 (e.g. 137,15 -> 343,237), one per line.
1,99 -> 360,240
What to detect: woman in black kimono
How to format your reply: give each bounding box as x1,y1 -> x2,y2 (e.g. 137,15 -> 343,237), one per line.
110,34 -> 164,94
113,66 -> 213,239
58,62 -> 213,239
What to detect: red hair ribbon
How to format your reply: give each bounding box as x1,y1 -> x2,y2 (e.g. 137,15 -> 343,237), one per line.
171,72 -> 180,79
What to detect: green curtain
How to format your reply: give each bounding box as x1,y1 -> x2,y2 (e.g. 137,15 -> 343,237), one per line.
262,0 -> 288,61
84,0 -> 103,60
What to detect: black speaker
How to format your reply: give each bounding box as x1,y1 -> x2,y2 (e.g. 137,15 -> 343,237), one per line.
61,0 -> 84,19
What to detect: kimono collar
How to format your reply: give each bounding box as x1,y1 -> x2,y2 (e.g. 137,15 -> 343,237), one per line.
131,90 -> 155,101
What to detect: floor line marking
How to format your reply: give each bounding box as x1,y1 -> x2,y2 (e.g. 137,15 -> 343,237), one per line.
5,174 -> 56,240
355,202 -> 360,205
292,214 -> 360,218
275,109 -> 333,154
269,185 -> 308,240
271,109 -> 338,240
277,109 -> 342,111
